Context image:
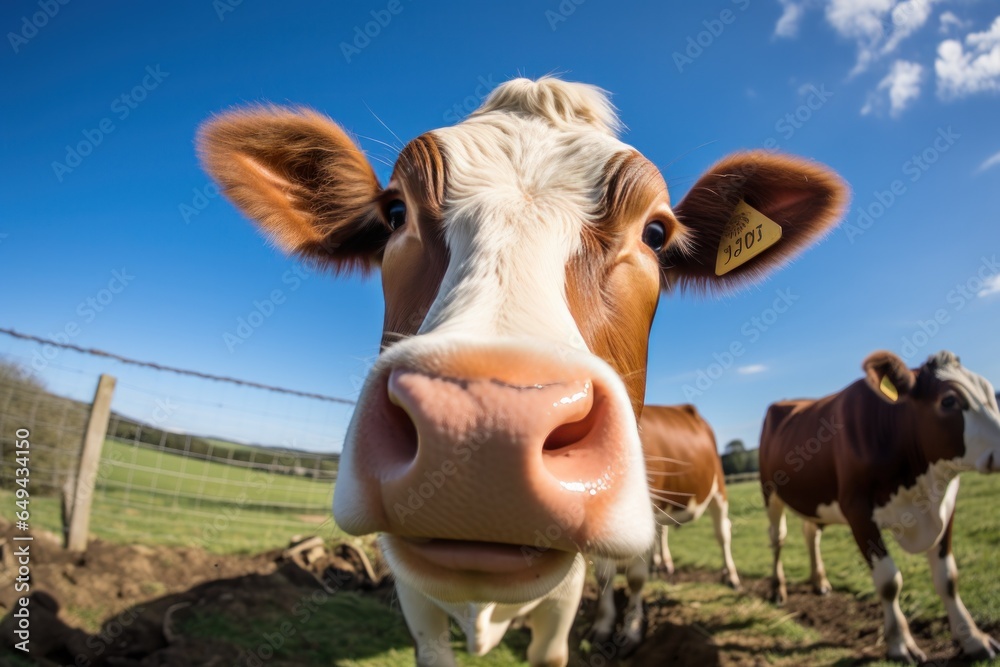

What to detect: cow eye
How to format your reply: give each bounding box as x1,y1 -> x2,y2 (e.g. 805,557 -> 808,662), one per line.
642,221 -> 667,251
387,200 -> 407,231
941,394 -> 960,410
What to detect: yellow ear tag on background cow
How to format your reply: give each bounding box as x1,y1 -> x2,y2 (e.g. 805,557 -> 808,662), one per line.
880,375 -> 899,402
715,200 -> 783,276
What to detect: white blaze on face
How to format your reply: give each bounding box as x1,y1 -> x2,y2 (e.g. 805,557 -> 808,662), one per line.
936,364 -> 1000,472
424,110 -> 629,346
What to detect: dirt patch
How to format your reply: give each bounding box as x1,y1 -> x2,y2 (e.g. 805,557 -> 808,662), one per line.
575,569 -> 999,667
1,525 -> 996,666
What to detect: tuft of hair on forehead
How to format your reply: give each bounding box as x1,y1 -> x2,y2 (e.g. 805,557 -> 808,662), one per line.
468,76 -> 623,136
926,350 -> 961,370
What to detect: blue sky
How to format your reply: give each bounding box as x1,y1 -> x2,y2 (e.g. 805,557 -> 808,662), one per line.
2,0 -> 999,452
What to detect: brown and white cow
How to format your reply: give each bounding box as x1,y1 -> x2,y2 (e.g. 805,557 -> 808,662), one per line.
199,77 -> 846,666
592,404 -> 740,648
760,350 -> 1000,663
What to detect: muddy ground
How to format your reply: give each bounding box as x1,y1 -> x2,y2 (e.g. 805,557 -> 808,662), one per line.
0,521 -> 994,667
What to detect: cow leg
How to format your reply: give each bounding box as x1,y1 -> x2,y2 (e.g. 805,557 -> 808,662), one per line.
652,525 -> 674,577
591,557 -> 618,643
620,555 -> 648,650
395,580 -> 456,667
847,517 -> 926,664
802,520 -> 831,595
709,492 -> 740,589
766,493 -> 788,605
526,558 -> 586,667
928,512 -> 999,659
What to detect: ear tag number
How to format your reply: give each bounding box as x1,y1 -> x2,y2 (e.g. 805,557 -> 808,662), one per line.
880,375 -> 899,402
715,200 -> 783,276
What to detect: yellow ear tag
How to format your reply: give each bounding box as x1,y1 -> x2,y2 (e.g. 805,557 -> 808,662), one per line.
715,200 -> 783,276
879,375 -> 899,402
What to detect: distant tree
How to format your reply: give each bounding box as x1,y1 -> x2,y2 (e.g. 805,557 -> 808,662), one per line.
724,439 -> 746,455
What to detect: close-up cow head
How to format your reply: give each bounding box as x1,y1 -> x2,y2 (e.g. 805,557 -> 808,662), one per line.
864,349 -> 1000,474
199,77 -> 847,606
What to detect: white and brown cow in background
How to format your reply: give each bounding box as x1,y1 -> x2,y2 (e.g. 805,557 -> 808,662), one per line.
199,77 -> 846,666
760,350 -> 1000,663
592,404 -> 740,649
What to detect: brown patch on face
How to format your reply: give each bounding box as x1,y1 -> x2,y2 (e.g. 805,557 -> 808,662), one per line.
565,152 -> 673,415
380,134 -> 450,349
641,405 -> 727,510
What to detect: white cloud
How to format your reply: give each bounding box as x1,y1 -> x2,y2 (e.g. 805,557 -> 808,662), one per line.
936,16 -> 1000,99
817,0 -> 943,74
775,0 -> 807,38
862,59 -> 923,115
737,364 -> 768,375
978,274 -> 1000,298
938,10 -> 970,34
881,0 -> 940,55
977,149 -> 1000,173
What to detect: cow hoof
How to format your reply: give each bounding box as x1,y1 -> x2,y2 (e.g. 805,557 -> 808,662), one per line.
962,633 -> 999,660
771,586 -> 787,606
652,562 -> 675,578
722,572 -> 741,590
812,581 -> 831,596
887,643 -> 927,665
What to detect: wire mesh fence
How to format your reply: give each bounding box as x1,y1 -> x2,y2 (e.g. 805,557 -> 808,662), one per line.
0,330 -> 355,554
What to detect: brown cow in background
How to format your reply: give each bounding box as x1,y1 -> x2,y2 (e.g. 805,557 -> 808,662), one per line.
592,404 -> 739,649
760,350 -> 1000,663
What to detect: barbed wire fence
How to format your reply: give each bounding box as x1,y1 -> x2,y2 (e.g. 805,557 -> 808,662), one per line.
0,327 -> 358,554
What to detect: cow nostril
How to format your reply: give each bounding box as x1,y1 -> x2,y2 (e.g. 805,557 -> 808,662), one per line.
384,389 -> 419,465
543,397 -> 601,452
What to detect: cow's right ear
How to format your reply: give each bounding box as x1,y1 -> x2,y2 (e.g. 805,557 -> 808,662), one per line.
862,351 -> 916,403
198,107 -> 387,272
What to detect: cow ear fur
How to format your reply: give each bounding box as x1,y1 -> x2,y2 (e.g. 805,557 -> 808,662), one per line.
862,351 -> 916,403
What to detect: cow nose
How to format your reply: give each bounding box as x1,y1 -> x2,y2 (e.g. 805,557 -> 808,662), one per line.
358,357 -> 633,551
388,367 -> 600,466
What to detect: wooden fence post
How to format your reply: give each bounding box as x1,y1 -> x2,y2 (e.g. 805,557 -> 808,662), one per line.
66,373 -> 116,552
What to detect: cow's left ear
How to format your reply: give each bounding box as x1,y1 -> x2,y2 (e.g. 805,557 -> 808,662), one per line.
863,351 -> 916,403
663,151 -> 848,293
